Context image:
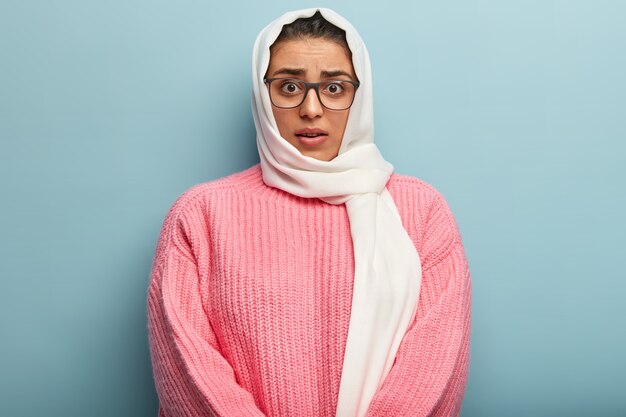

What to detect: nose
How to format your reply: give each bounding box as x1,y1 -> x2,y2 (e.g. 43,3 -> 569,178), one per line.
299,88 -> 324,119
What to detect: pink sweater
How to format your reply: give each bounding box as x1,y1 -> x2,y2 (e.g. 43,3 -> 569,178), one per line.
147,165 -> 471,417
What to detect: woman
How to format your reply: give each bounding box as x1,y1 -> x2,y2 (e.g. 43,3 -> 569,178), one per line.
147,8 -> 470,417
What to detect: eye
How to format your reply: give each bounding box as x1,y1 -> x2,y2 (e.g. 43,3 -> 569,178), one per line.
322,82 -> 345,95
279,80 -> 303,95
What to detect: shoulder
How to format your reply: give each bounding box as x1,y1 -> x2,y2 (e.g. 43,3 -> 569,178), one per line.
388,172 -> 464,270
388,172 -> 442,201
158,165 -> 262,237
387,172 -> 453,221
176,164 -> 263,204
166,165 -> 263,218
152,165 -> 263,263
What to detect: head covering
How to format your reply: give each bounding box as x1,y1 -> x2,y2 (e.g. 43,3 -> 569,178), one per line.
252,8 -> 422,417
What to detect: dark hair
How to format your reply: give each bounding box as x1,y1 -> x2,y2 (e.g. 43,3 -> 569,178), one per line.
272,10 -> 350,55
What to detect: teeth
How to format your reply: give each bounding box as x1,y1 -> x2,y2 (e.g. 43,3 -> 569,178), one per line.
300,133 -> 322,137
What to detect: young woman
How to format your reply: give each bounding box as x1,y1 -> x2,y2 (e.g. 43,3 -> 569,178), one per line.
148,8 -> 471,417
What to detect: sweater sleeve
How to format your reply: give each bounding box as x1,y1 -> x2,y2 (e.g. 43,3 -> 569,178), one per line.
365,193 -> 471,417
147,193 -> 266,417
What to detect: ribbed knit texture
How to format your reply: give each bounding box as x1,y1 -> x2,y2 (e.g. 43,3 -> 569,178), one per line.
147,165 -> 471,417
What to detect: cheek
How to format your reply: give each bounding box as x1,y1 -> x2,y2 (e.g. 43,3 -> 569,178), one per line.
271,109 -> 292,136
333,111 -> 351,137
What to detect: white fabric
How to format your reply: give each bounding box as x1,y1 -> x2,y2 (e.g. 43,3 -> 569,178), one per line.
251,8 -> 422,417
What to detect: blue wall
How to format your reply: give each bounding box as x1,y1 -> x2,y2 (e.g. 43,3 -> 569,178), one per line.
1,1 -> 624,416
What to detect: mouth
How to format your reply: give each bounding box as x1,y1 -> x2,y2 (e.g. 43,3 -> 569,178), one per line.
295,128 -> 329,146
295,128 -> 328,138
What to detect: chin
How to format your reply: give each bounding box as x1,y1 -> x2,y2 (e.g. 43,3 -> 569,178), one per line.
301,150 -> 337,162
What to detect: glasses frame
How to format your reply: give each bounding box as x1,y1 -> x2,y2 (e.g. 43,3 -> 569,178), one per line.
264,77 -> 361,111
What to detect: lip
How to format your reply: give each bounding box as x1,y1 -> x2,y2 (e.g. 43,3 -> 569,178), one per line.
294,128 -> 329,146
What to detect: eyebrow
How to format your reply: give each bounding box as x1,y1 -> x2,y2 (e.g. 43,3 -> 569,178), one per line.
321,69 -> 353,78
270,67 -> 354,79
271,67 -> 306,77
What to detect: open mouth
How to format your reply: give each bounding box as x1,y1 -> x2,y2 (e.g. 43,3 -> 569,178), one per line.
295,128 -> 329,139
296,133 -> 327,138
294,129 -> 329,146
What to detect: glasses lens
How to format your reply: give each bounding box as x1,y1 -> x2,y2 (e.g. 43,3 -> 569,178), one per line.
318,81 -> 357,110
269,79 -> 306,108
268,79 -> 357,110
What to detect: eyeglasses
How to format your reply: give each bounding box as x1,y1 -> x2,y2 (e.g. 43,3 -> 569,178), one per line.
264,78 -> 360,111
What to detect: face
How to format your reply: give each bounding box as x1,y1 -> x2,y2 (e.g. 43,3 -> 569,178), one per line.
266,38 -> 357,161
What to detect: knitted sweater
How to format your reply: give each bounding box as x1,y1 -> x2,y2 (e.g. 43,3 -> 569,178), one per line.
147,165 -> 471,417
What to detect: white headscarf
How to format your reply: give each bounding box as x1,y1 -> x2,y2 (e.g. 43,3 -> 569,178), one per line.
251,8 -> 422,417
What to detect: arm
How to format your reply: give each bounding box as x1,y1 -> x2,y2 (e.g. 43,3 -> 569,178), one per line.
365,194 -> 471,417
147,193 -> 266,417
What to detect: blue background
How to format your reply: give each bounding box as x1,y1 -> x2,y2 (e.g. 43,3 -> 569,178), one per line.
1,1 -> 624,416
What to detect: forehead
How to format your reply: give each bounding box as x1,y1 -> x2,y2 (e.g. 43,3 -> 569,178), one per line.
267,38 -> 355,76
